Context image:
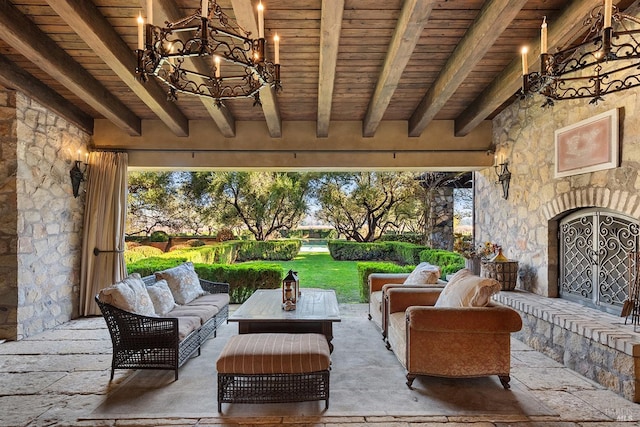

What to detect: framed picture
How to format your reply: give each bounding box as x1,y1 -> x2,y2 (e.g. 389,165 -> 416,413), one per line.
554,108 -> 619,178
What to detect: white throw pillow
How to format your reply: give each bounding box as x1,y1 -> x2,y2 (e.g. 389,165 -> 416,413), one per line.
403,262 -> 441,285
434,269 -> 500,308
98,273 -> 156,316
147,279 -> 177,316
155,262 -> 207,305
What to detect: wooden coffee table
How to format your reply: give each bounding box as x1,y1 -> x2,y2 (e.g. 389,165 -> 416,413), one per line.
228,288 -> 341,352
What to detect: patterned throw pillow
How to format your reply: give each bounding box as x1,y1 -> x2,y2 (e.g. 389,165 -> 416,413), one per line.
434,269 -> 501,308
403,262 -> 441,286
155,262 -> 207,305
98,273 -> 156,316
147,279 -> 177,316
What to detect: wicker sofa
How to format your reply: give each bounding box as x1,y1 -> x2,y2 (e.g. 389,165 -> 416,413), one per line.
95,263 -> 230,380
385,270 -> 522,389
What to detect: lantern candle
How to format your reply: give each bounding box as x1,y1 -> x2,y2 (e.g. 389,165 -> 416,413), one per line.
257,2 -> 264,38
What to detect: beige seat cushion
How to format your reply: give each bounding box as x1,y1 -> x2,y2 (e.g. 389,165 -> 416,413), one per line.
98,273 -> 156,317
167,305 -> 219,325
187,293 -> 230,310
217,333 -> 331,374
434,269 -> 500,308
403,262 -> 441,285
177,316 -> 201,341
155,262 -> 206,305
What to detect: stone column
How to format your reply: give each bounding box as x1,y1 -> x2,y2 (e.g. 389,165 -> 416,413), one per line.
426,187 -> 454,250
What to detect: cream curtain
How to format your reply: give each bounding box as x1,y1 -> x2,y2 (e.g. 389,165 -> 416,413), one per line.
79,151 -> 128,316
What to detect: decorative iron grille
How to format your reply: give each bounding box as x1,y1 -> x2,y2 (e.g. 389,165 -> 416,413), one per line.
559,208 -> 639,314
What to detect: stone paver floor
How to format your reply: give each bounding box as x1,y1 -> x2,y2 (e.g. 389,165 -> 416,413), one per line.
1,304 -> 640,426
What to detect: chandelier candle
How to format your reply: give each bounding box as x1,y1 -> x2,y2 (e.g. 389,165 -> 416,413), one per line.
540,17 -> 547,54
137,13 -> 144,50
202,0 -> 208,18
521,46 -> 528,76
146,0 -> 153,25
258,2 -> 264,38
274,33 -> 280,64
604,0 -> 612,28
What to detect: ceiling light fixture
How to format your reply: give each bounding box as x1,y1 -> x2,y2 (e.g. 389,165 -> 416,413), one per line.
135,0 -> 281,107
519,0 -> 640,106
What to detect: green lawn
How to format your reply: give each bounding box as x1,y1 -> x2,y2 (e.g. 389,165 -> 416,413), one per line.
245,251 -> 361,303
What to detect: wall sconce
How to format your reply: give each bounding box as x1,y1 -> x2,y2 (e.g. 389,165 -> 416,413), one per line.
494,160 -> 511,200
70,151 -> 88,198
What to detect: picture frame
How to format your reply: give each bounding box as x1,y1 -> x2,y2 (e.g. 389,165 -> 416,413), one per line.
554,108 -> 619,178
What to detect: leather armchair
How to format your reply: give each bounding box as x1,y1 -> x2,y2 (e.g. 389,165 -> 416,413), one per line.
386,287 -> 522,389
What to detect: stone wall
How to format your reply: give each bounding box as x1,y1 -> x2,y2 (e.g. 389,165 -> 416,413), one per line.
0,89 -> 18,339
0,88 -> 90,340
475,83 -> 640,297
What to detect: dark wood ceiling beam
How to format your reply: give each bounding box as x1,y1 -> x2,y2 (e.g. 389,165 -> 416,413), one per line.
408,0 -> 527,137
46,0 -> 189,137
0,1 -> 138,135
0,54 -> 93,134
147,0 -> 236,137
232,0 -> 282,138
316,0 -> 344,138
454,0 -> 604,137
362,0 -> 435,138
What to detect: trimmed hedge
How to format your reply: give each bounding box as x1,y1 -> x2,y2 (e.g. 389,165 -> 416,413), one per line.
126,258 -> 282,303
234,240 -> 301,261
328,240 -> 429,265
356,262 -> 413,302
419,249 -> 465,276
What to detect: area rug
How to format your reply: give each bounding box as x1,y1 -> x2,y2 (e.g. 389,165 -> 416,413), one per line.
89,305 -> 556,419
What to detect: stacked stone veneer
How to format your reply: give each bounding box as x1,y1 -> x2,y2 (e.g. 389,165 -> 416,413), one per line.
426,188 -> 454,250
495,291 -> 640,402
0,87 -> 90,340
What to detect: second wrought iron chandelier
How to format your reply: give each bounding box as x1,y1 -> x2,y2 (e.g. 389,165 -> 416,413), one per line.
135,0 -> 281,106
519,0 -> 640,106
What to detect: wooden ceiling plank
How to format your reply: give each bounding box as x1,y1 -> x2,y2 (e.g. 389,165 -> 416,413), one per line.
46,0 -> 189,137
454,0 -> 604,137
0,53 -> 94,134
362,0 -> 436,138
317,0 -> 344,138
231,0 -> 281,138
0,1 -> 140,135
408,0 -> 527,137
146,0 -> 236,137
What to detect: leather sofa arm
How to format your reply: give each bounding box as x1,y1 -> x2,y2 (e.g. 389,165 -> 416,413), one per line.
387,287 -> 442,314
406,303 -> 522,333
368,273 -> 409,293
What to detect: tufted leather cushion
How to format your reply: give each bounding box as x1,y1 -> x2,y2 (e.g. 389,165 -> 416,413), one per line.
217,333 -> 331,374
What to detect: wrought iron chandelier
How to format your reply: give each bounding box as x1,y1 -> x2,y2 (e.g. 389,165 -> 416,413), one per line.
135,0 -> 281,106
519,0 -> 640,106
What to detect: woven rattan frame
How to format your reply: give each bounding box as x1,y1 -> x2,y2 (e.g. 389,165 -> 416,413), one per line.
217,370 -> 330,412
96,276 -> 229,381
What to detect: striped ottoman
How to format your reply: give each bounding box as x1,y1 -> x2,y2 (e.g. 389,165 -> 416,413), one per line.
216,333 -> 331,412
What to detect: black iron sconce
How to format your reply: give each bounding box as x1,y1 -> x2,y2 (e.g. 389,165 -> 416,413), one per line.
494,160 -> 511,200
70,159 -> 88,198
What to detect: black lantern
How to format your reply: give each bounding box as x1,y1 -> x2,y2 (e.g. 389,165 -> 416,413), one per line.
282,269 -> 299,311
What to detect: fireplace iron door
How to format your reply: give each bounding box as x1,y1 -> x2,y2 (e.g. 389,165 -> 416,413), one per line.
559,209 -> 639,314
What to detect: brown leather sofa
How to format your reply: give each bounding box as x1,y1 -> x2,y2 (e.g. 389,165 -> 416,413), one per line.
385,286 -> 522,389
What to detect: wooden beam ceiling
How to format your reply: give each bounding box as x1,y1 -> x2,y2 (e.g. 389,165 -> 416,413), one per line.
362,0 -> 435,138
0,53 -> 93,134
46,0 -> 189,137
454,0 -> 605,137
408,0 -> 527,137
232,0 -> 282,138
0,1 -> 139,136
316,0 -> 344,138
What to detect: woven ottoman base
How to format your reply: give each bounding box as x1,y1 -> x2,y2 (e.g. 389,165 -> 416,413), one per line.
216,333 -> 331,412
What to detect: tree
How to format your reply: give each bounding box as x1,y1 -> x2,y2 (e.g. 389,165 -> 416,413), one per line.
210,172 -> 311,240
312,172 -> 419,242
127,171 -> 181,235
